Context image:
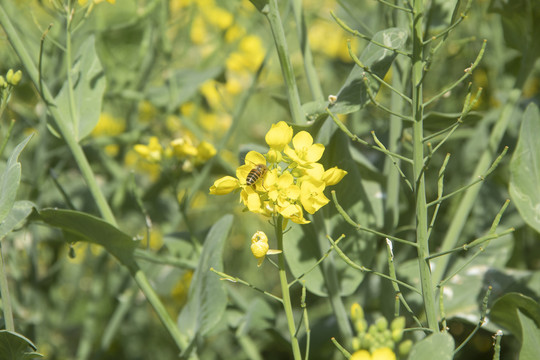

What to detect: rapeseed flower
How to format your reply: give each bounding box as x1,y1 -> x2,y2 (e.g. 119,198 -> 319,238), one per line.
210,121 -> 347,224
250,231 -> 281,266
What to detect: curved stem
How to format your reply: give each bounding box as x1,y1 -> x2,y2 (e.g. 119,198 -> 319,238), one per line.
274,215 -> 302,360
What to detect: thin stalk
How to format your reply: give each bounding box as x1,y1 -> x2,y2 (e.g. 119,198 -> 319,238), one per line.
274,215 -> 303,360
454,286 -> 491,355
300,285 -> 311,360
0,5 -> 116,226
210,268 -> 283,303
0,242 -> 14,331
331,337 -> 351,358
263,0 -> 305,124
386,240 -> 424,328
315,213 -> 352,344
130,266 -> 190,352
411,0 -> 438,331
328,236 -> 421,295
331,191 -> 416,247
291,0 -> 324,101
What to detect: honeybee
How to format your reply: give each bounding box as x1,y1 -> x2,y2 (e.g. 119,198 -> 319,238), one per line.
246,163 -> 268,187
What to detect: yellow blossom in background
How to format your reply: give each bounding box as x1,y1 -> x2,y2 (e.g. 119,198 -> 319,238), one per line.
350,350 -> 372,360
91,112 -> 126,156
210,122 -> 347,224
372,348 -> 396,360
78,0 -> 115,6
134,136 -> 164,163
140,228 -> 164,251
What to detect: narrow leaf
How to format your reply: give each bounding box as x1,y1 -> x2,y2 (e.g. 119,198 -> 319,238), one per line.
0,134 -> 33,223
177,215 -> 232,341
509,103 -> 540,233
33,208 -> 139,269
0,200 -> 34,240
518,309 -> 540,360
55,36 -> 106,141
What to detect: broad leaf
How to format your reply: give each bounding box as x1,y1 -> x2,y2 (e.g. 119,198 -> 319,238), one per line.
0,201 -> 34,240
55,36 -> 106,141
489,293 -> 540,342
177,215 -> 231,341
0,330 -> 43,360
518,309 -> 540,360
408,332 -> 454,360
33,209 -> 139,269
509,103 -> 540,234
303,27 -> 408,120
0,134 -> 33,223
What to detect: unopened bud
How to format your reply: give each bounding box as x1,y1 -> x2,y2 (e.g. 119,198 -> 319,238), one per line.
10,70 -> 22,85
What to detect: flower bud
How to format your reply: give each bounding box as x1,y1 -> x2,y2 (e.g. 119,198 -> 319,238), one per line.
398,340 -> 413,357
10,70 -> 22,85
375,317 -> 388,332
209,176 -> 240,195
322,166 -> 347,186
0,76 -> 5,88
6,69 -> 14,83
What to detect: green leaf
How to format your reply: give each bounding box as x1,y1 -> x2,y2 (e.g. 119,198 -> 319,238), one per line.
489,293 -> 540,341
0,330 -> 43,360
146,67 -> 222,112
32,208 -> 139,269
0,200 -> 34,240
0,134 -> 33,223
489,0 -> 540,60
407,332 -> 455,360
509,103 -> 540,234
284,132 -> 379,296
177,215 -> 231,341
518,309 -> 540,360
55,36 -> 106,141
331,27 -> 407,116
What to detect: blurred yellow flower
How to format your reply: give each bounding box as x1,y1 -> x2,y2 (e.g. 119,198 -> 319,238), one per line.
372,348 -> 396,360
134,136 -> 164,163
350,350 -> 372,360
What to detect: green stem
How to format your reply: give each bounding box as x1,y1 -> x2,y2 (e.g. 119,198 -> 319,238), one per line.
130,265 -> 190,352
0,242 -> 14,331
411,0 -> 438,332
432,52 -> 531,285
0,5 -> 116,226
263,0 -> 305,124
274,215 -> 302,360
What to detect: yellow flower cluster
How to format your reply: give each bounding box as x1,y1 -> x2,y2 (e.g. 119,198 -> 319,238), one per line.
209,121 -> 347,224
134,135 -> 216,171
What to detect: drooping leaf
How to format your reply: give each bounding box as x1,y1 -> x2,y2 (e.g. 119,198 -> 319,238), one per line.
0,201 -> 34,240
32,208 -> 139,269
177,215 -> 231,341
407,332 -> 455,360
0,330 -> 43,360
0,134 -> 33,223
518,309 -> 540,360
55,36 -> 106,141
489,292 -> 540,342
509,103 -> 540,234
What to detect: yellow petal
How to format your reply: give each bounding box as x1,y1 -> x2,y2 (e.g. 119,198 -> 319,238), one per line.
323,167 -> 348,186
350,350 -> 372,360
292,131 -> 313,150
209,176 -> 240,195
251,241 -> 269,258
372,348 -> 396,360
265,121 -> 293,151
244,150 -> 266,166
305,143 -> 325,163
